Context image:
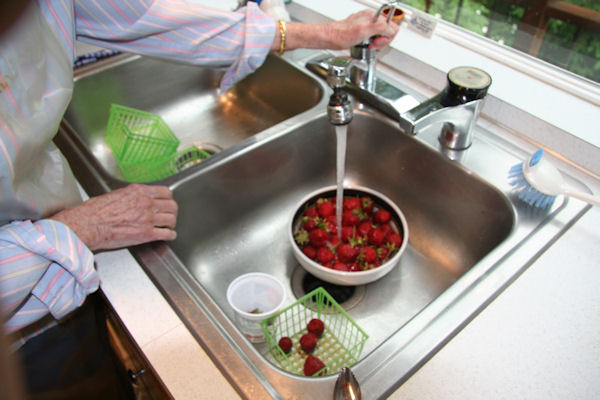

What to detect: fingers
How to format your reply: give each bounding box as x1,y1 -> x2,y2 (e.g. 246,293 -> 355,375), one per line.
152,198 -> 178,219
152,227 -> 177,242
153,208 -> 177,230
369,35 -> 394,50
373,12 -> 399,38
348,9 -> 398,50
129,183 -> 174,200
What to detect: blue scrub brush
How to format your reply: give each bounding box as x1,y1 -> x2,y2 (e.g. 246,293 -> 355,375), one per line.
509,148 -> 600,208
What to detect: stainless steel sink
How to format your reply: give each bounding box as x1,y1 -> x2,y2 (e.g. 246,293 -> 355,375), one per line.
60,53 -> 324,183
170,110 -> 514,355
57,50 -> 592,399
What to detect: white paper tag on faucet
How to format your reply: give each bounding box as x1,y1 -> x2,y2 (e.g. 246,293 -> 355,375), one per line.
407,13 -> 437,38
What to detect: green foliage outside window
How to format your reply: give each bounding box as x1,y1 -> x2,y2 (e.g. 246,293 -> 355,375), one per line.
401,0 -> 600,83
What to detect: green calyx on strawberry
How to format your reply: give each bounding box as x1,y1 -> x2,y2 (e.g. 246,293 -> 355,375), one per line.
294,229 -> 309,246
361,196 -> 374,213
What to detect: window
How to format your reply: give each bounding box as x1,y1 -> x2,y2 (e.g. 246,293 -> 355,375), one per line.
400,0 -> 600,84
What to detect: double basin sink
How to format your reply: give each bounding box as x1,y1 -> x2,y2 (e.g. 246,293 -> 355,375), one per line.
57,51 -> 591,399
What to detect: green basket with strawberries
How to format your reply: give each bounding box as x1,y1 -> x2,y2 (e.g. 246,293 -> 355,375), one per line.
260,287 -> 368,377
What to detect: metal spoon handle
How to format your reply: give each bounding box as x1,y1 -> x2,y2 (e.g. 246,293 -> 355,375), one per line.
333,367 -> 362,400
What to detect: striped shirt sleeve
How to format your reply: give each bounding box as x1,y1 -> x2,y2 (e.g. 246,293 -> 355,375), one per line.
0,220 -> 99,335
72,0 -> 277,91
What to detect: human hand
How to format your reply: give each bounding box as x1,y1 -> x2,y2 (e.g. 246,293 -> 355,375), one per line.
328,9 -> 399,50
50,184 -> 178,251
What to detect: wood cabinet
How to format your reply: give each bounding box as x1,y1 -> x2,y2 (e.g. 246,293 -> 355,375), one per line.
102,295 -> 173,400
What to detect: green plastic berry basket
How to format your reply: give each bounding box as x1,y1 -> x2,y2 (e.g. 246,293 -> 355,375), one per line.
105,105 -> 212,182
105,104 -> 180,182
260,287 -> 368,377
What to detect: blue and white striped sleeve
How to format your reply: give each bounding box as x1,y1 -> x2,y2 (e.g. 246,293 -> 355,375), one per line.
0,220 -> 99,334
70,0 -> 277,91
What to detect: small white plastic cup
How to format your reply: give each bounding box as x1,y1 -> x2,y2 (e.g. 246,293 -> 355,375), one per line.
226,272 -> 286,343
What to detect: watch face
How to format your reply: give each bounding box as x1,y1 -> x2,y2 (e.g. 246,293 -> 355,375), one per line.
448,66 -> 492,90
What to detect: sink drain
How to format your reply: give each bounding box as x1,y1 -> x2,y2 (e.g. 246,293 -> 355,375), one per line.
174,142 -> 223,173
290,266 -> 365,311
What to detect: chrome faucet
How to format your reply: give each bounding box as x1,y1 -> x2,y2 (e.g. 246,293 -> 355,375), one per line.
317,3 -> 491,151
326,57 -> 369,125
347,1 -> 403,91
399,66 -> 492,150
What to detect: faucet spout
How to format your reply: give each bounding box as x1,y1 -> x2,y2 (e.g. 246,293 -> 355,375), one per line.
325,56 -> 370,125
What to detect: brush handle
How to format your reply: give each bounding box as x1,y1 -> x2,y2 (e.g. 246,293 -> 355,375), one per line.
564,189 -> 600,207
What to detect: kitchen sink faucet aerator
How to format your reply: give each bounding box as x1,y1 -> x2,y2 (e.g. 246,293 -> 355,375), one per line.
327,57 -> 368,125
399,66 -> 492,150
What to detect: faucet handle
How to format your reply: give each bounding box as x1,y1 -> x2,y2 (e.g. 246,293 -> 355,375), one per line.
326,57 -> 354,89
374,1 -> 405,24
441,66 -> 492,106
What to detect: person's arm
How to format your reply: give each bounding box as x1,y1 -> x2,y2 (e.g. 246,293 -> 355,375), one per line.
67,0 -> 275,91
270,9 -> 399,54
0,220 -> 99,335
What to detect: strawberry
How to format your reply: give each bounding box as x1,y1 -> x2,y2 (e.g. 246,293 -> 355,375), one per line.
337,243 -> 357,263
374,209 -> 391,224
329,235 -> 340,246
317,199 -> 335,218
378,246 -> 389,260
357,221 -> 372,237
302,217 -> 317,231
359,246 -> 378,264
342,210 -> 361,226
316,247 -> 334,264
343,197 -> 361,211
309,228 -> 329,248
387,232 -> 403,249
302,246 -> 317,259
348,263 -> 361,272
325,215 -> 338,235
379,223 -> 393,238
303,354 -> 327,376
300,332 -> 318,352
278,337 -> 292,354
326,215 -> 337,225
361,196 -> 374,213
304,206 -> 318,218
368,228 -> 385,246
333,262 -> 349,271
341,226 -> 355,242
307,318 -> 325,337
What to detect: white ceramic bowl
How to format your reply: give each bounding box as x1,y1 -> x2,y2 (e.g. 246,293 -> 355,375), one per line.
289,185 -> 409,286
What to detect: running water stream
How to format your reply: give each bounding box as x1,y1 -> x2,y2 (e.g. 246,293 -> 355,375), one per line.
335,125 -> 347,240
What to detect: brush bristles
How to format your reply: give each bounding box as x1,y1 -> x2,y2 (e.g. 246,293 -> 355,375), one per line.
508,162 -> 556,209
